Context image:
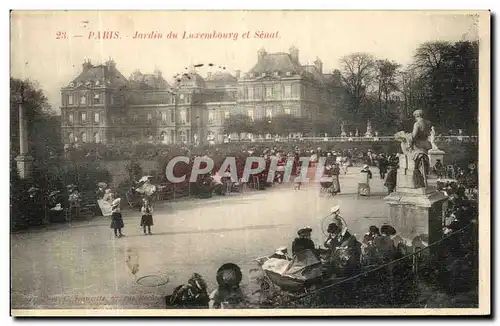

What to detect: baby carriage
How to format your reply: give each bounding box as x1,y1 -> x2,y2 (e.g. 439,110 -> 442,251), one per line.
319,176 -> 336,196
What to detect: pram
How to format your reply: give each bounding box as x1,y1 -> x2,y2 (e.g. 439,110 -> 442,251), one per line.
319,176 -> 336,196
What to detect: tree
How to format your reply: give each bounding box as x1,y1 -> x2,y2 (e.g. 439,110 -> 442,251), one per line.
222,114 -> 254,134
407,40 -> 478,133
339,53 -> 376,117
374,59 -> 401,115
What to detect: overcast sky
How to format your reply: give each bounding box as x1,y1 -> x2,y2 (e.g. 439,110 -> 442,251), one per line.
11,11 -> 481,113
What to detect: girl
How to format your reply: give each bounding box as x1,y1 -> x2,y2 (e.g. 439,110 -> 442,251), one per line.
110,197 -> 124,238
358,165 -> 373,197
140,198 -> 154,235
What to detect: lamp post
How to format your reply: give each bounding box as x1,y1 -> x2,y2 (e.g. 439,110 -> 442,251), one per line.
14,85 -> 34,179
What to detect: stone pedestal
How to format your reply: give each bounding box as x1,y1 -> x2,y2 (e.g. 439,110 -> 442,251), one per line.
15,153 -> 34,179
428,149 -> 445,169
385,189 -> 447,250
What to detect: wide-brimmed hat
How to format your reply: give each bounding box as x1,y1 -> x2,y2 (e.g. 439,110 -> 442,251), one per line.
97,182 -> 107,188
330,205 -> 340,214
216,263 -> 242,287
380,224 -> 397,236
363,165 -> 369,169
297,226 -> 313,236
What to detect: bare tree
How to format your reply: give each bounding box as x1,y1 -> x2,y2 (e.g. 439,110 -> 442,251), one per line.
339,53 -> 375,115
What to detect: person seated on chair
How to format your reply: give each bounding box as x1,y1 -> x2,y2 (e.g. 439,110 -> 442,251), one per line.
433,159 -> 445,178
292,226 -> 316,256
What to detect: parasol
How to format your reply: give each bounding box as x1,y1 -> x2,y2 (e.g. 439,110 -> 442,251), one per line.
97,182 -> 107,188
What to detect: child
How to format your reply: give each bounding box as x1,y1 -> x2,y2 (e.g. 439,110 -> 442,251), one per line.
294,169 -> 302,190
140,198 -> 154,235
110,197 -> 124,238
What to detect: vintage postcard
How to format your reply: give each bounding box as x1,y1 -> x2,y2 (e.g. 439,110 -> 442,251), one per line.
9,10 -> 490,316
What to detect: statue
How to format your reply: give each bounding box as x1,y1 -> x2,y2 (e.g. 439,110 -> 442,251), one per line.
365,120 -> 373,137
429,126 -> 438,150
355,129 -> 359,137
340,122 -> 347,137
394,110 -> 431,188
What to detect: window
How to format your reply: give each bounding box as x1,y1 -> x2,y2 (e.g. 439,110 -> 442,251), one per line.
284,108 -> 291,115
94,133 -> 100,143
68,94 -> 74,105
81,132 -> 87,143
133,114 -> 138,123
68,132 -> 74,143
68,113 -> 74,124
147,113 -> 152,122
248,87 -> 254,99
110,95 -> 114,105
265,87 -> 273,98
266,108 -> 273,119
180,110 -> 186,124
94,113 -> 100,123
247,109 -> 254,121
161,112 -> 167,122
80,95 -> 86,104
208,111 -> 215,123
160,131 -> 167,142
284,85 -> 292,98
94,94 -> 100,104
224,111 -> 230,120
81,112 -> 87,122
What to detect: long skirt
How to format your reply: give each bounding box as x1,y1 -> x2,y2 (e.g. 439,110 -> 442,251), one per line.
331,176 -> 341,193
358,183 -> 370,196
110,212 -> 124,229
140,214 -> 154,227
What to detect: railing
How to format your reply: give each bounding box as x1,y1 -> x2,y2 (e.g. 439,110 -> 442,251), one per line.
222,136 -> 478,144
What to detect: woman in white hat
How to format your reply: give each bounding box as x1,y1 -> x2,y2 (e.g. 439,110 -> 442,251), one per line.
110,197 -> 124,238
358,165 -> 373,196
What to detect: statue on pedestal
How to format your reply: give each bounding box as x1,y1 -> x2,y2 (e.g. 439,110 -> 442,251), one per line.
429,126 -> 438,150
365,120 -> 373,137
394,110 -> 431,188
340,122 -> 347,137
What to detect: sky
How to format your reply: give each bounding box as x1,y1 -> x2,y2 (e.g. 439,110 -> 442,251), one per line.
10,11 -> 482,114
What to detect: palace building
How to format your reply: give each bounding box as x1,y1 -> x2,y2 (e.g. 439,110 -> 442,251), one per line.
60,47 -> 343,146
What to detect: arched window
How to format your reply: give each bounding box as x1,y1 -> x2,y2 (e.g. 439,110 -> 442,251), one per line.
80,95 -> 86,105
81,132 -> 87,143
94,132 -> 100,143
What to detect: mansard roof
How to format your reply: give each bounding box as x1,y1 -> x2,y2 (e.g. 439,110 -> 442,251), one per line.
249,52 -> 303,75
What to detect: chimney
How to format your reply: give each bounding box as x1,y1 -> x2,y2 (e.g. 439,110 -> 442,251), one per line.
235,70 -> 241,79
314,57 -> 323,73
258,48 -> 267,62
289,46 -> 299,63
82,59 -> 92,71
207,72 -> 212,78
